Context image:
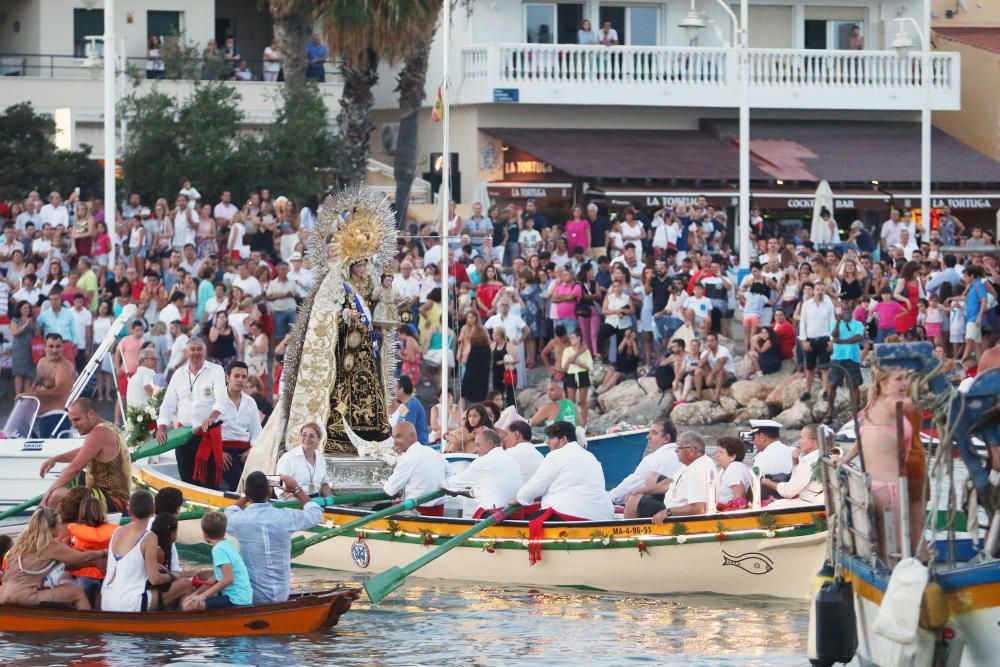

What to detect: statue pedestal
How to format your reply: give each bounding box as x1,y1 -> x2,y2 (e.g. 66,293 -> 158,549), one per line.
325,455 -> 391,495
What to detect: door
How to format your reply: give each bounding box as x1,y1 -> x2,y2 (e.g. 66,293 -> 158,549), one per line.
598,7 -> 626,45
804,20 -> 827,50
556,3 -> 584,44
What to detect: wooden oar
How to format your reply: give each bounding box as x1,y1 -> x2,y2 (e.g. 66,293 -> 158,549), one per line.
0,427 -> 196,523
364,504 -> 521,603
170,491 -> 391,524
289,490 -> 446,558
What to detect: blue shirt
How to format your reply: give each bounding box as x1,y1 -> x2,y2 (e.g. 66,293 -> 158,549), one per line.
306,42 -> 328,67
37,306 -> 77,345
400,396 -> 429,444
676,217 -> 692,252
966,280 -> 988,321
830,318 -> 865,363
927,267 -> 961,295
211,538 -> 253,606
224,501 -> 323,604
463,216 -> 492,247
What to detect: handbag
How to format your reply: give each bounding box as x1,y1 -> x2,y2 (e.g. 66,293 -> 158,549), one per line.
574,283 -> 593,317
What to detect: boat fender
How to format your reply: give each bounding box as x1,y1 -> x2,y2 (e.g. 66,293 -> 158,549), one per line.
873,557 -> 929,644
811,578 -> 857,666
918,581 -> 949,631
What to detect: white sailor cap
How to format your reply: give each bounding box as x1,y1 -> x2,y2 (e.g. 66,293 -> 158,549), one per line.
748,419 -> 783,434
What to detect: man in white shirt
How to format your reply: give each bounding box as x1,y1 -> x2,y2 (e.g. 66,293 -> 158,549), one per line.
625,431 -> 713,521
166,321 -> 189,373
598,20 -> 619,45
762,423 -> 823,505
747,419 -> 794,500
155,338 -> 228,485
485,295 -> 530,389
694,333 -> 736,404
69,293 -> 93,372
233,261 -> 263,302
501,420 -> 544,483
40,191 -> 69,229
515,420 -> 613,522
157,291 -> 185,333
266,261 -> 299,340
609,420 -> 681,505
288,253 -> 313,298
179,243 -> 202,275
682,282 -> 713,335
423,232 -> 443,269
204,362 -> 263,491
880,209 -> 902,251
383,421 -> 449,516
213,190 -> 239,224
392,260 -> 421,302
12,273 -> 42,307
126,347 -> 159,408
797,282 -> 837,401
445,428 -> 522,517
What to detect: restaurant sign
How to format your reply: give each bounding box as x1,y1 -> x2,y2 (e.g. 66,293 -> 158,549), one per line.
488,185 -> 571,199
786,198 -> 857,209
501,146 -> 569,182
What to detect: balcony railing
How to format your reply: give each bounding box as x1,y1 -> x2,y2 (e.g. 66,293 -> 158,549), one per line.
459,43 -> 960,111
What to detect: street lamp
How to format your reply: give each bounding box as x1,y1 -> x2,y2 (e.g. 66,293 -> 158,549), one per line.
894,10 -> 932,241
680,0 -> 750,266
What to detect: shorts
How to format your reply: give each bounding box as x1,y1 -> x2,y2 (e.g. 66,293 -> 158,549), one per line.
564,370 -> 590,389
966,322 -> 982,343
636,495 -> 667,518
950,327 -> 965,344
829,359 -> 863,388
875,328 -> 895,343
742,314 -> 761,328
557,318 -> 578,334
804,337 -> 831,371
204,594 -> 235,609
925,322 -> 942,338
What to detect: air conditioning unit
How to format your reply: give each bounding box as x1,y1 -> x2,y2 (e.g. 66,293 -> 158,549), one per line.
381,122 -> 400,155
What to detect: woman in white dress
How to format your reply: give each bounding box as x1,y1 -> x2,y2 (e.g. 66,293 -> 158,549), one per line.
714,436 -> 752,506
276,423 -> 333,498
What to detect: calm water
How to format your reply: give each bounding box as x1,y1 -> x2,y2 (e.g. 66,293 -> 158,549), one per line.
0,568 -> 813,667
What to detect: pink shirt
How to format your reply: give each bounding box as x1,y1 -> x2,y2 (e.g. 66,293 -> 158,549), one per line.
554,282 -> 582,319
873,300 -> 903,329
565,219 -> 591,253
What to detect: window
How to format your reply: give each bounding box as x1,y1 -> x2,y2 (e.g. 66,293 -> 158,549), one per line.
803,7 -> 865,50
525,3 -> 585,44
525,4 -> 556,43
148,10 -> 182,42
73,8 -> 103,58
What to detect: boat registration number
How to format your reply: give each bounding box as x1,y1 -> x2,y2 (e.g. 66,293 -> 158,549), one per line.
21,440 -> 44,452
612,526 -> 652,536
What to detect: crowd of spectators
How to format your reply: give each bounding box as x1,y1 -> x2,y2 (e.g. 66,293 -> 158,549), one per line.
0,183 -> 996,439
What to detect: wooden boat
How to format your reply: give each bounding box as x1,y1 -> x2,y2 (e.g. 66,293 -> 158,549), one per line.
139,463 -> 828,599
0,589 -> 359,636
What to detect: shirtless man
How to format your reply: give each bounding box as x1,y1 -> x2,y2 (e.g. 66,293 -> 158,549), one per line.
540,325 -> 570,376
39,398 -> 132,512
27,333 -> 77,437
529,381 -> 577,428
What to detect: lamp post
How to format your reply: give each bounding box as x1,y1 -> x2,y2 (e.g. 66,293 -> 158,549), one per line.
680,0 -> 749,267
893,5 -> 932,240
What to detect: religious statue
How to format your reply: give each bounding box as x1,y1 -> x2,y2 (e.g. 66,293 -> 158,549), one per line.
280,187 -> 401,455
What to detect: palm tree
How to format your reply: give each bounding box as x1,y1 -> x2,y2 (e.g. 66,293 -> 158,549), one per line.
271,0 -> 442,192
270,1 -> 312,84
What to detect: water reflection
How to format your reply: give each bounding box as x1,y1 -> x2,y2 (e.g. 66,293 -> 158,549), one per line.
0,569 -> 812,666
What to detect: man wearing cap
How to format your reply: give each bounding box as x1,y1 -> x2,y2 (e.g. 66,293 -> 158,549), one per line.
444,428 -> 522,518
748,419 -> 794,498
288,252 -> 312,298
609,420 -> 681,505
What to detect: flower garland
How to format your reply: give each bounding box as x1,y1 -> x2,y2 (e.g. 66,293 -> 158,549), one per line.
124,388 -> 166,449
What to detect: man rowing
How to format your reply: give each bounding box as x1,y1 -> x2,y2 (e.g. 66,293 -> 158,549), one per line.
383,422 -> 449,516
39,398 -> 131,512
609,419 -> 680,505
444,428 -> 521,518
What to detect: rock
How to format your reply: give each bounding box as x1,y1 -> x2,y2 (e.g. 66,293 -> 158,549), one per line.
597,380 -> 647,413
735,398 -> 771,422
731,380 -> 769,406
778,377 -> 809,410
753,362 -> 799,390
638,376 -> 661,395
590,362 -> 610,386
670,397 -> 738,425
775,401 -> 814,429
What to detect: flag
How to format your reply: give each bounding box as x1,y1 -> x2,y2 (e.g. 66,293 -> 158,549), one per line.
431,85 -> 443,123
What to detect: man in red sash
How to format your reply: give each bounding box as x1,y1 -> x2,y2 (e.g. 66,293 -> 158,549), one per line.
203,361 -> 262,491
515,420 -> 614,564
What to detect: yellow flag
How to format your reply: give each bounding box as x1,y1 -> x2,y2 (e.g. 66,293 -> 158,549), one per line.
431,85 -> 443,123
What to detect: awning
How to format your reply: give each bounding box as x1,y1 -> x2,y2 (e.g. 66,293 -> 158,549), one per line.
586,188 -> 738,208
482,128 -> 771,181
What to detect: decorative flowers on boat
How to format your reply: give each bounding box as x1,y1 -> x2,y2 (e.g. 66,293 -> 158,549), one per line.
124,388 -> 165,448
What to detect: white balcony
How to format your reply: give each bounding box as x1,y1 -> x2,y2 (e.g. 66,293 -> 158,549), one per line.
460,43 -> 960,111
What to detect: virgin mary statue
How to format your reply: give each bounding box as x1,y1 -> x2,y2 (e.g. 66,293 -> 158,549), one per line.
280,187 -> 400,454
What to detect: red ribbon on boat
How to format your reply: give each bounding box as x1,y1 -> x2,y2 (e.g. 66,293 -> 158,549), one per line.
193,423 -> 224,487
527,507 -> 585,565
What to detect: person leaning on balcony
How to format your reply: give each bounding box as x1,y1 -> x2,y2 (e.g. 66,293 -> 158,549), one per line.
263,38 -> 282,82
578,19 -> 598,45
146,35 -> 165,80
598,21 -> 619,46
306,34 -> 328,82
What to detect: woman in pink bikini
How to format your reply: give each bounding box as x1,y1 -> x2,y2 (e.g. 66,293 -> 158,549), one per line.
842,368 -> 926,561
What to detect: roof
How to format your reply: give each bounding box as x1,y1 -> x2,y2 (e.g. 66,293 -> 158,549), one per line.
481,128 -> 771,181
935,27 -> 1000,54
707,120 -> 1000,184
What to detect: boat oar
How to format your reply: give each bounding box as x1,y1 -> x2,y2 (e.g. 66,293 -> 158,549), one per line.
171,491 -> 391,524
364,504 -> 521,603
1,427 -> 196,523
289,490 -> 446,558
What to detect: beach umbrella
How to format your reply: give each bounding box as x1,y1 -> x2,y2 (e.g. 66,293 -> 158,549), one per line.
811,180 -> 837,244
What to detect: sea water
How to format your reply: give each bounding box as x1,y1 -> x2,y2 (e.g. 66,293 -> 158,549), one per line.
0,568 -> 816,666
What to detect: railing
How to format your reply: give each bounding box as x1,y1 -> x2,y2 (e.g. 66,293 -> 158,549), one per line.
459,43 -> 960,110
0,52 -> 342,83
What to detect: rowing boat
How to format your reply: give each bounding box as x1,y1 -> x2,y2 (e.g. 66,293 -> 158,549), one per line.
139,463 -> 827,599
0,589 -> 359,636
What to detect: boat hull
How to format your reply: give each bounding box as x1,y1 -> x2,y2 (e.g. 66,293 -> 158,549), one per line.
0,589 -> 359,636
141,465 -> 827,599
0,437 -> 81,508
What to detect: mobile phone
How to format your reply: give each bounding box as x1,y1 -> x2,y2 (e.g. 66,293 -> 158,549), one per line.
266,474 -> 282,487
74,187 -> 81,196
738,431 -> 754,444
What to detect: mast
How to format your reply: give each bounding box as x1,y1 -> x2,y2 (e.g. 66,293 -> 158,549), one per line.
439,0 -> 452,428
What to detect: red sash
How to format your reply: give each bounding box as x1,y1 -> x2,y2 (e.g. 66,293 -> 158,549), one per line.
193,423 -> 224,487
473,503 -> 539,520
222,440 -> 251,450
415,504 -> 444,517
527,507 -> 585,565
